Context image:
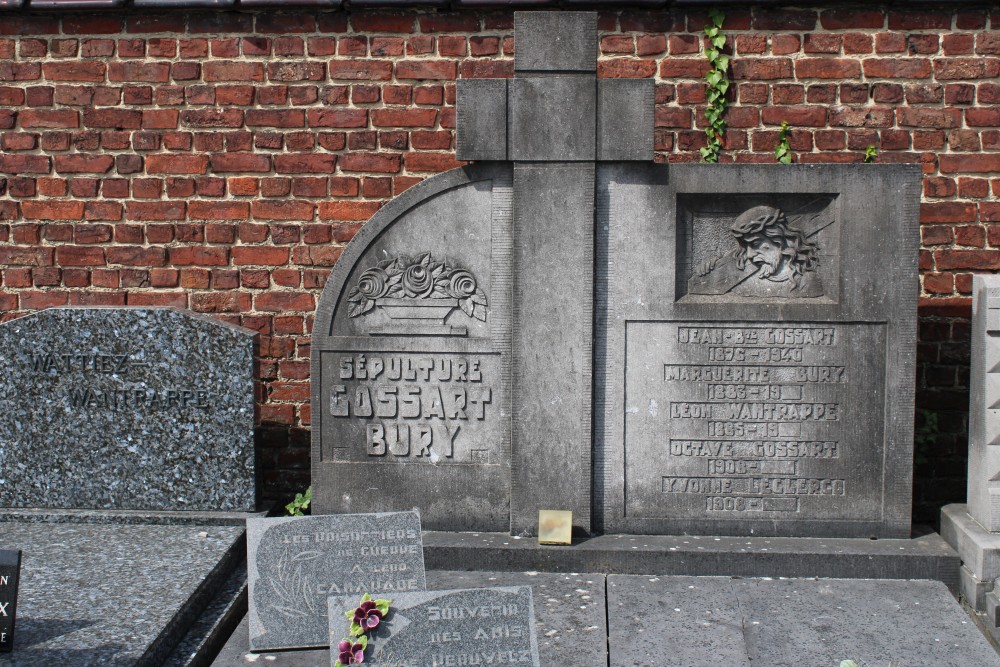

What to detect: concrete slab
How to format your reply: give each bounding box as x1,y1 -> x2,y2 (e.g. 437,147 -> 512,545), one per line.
0,522 -> 243,666
211,570 -> 607,667
608,575 -> 1000,667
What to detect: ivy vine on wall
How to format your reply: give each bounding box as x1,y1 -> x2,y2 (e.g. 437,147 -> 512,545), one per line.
701,9 -> 729,163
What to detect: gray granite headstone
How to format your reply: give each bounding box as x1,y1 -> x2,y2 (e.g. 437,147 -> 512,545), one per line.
311,11 -> 919,539
327,586 -> 540,667
247,511 -> 426,651
0,549 -> 19,653
0,307 -> 256,512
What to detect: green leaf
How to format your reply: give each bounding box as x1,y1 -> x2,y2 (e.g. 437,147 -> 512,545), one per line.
349,621 -> 364,637
712,35 -> 726,50
345,609 -> 355,620
375,599 -> 391,614
709,8 -> 725,28
717,55 -> 729,70
361,593 -> 372,603
358,635 -> 369,650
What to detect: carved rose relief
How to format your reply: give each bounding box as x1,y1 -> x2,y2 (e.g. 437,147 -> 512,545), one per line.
347,253 -> 488,322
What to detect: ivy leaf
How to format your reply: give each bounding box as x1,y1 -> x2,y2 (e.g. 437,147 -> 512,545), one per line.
712,35 -> 726,50
717,55 -> 729,70
706,49 -> 719,63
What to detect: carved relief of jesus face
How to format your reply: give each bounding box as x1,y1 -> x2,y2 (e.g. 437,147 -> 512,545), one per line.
745,236 -> 786,280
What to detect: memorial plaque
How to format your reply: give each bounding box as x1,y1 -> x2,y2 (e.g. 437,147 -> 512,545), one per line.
0,550 -> 19,653
0,307 -> 256,511
326,586 -> 540,667
247,511 -> 426,651
311,165 -> 513,532
596,163 -> 919,538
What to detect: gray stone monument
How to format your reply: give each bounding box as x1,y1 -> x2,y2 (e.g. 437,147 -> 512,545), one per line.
0,307 -> 257,512
942,275 -> 1000,616
327,586 -> 540,667
311,11 -> 919,539
247,511 -> 426,651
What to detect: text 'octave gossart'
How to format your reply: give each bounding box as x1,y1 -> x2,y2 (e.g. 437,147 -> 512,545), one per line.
329,354 -> 494,462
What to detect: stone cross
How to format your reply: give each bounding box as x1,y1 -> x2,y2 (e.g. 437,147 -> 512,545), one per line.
456,11 -> 653,534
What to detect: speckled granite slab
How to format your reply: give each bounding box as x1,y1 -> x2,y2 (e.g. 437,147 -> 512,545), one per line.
0,307 -> 256,511
0,522 -> 244,666
247,512 -> 426,651
0,550 -> 20,653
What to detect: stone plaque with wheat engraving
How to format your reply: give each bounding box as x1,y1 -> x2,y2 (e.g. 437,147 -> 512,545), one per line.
247,511 -> 426,651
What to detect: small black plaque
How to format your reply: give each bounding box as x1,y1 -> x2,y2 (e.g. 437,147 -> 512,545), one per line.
0,549 -> 21,653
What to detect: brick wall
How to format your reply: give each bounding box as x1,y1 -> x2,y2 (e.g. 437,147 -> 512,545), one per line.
0,6 -> 996,523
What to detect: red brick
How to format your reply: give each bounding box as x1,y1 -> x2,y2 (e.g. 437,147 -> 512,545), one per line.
328,60 -> 393,81
982,203 -> 1000,222
106,246 -> 167,266
804,34 -> 841,54
794,58 -> 861,79
251,200 -> 314,221
934,59 -> 1000,80
54,155 -> 114,174
921,202 -> 978,224
233,246 -> 291,266
210,154 -> 272,173
189,201 -> 249,221
924,273 -> 954,295
829,107 -> 894,128
419,14 -> 478,33
245,110 -> 306,129
405,153 -> 464,173
370,108 -> 437,128
660,59 -> 712,79
182,109 -> 244,128
888,10 -> 951,30
146,154 -> 209,175
124,201 -> 184,222
935,249 -> 1000,270
0,62 -> 41,81
167,246 -> 229,266
204,61 -> 264,82
731,58 -> 792,80
339,153 -> 400,173
22,200 -> 84,220
396,61 -> 457,81
0,155 -> 50,174
190,292 -> 250,313
56,245 -> 105,265
897,108 -> 963,129
598,59 -> 658,79
126,292 -> 187,307
318,201 -> 381,221
19,109 -> 79,129
0,246 -> 53,266
255,291 -> 315,312
83,202 -> 122,222
42,62 -> 105,82
956,225 -> 987,246
267,61 -> 325,82
862,58 -> 932,79
820,9 -> 885,29
83,108 -> 142,129
753,9 -> 816,31
351,13 -> 414,33
939,154 -> 1000,174
108,62 -> 170,83
874,34 -> 906,54
273,154 -> 337,175
21,291 -> 68,309
761,105 -> 828,127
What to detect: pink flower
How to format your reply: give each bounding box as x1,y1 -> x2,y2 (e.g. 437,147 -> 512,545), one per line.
353,599 -> 384,631
338,639 -> 365,664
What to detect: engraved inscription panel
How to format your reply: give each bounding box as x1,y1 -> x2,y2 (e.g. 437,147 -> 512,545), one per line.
625,321 -> 886,522
320,352 -> 500,465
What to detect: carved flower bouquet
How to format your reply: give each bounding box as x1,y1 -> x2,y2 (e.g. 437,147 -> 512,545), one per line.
347,253 -> 488,323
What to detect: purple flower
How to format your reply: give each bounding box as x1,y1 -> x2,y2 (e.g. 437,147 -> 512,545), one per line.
338,639 -> 365,664
353,600 -> 384,630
